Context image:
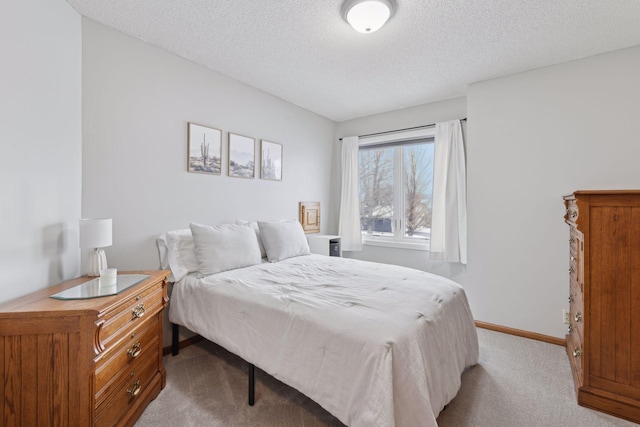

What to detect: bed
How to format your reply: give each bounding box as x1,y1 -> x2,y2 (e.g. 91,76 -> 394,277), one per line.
158,220 -> 479,427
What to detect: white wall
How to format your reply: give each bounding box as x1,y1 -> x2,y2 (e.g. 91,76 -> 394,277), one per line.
467,45 -> 640,338
0,0 -> 82,303
81,19 -> 335,271
334,97 -> 467,283
81,20 -> 336,343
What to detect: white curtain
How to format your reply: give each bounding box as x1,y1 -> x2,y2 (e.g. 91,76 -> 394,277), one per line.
338,136 -> 363,251
430,120 -> 467,264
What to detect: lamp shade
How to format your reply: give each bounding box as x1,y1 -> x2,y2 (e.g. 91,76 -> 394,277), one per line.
342,0 -> 397,33
79,218 -> 112,248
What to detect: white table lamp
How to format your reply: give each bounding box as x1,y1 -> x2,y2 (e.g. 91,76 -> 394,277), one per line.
79,218 -> 112,276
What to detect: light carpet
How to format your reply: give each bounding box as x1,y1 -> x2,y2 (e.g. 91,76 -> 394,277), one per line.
135,328 -> 636,426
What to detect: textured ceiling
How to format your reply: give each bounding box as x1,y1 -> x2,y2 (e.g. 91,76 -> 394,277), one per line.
65,0 -> 640,122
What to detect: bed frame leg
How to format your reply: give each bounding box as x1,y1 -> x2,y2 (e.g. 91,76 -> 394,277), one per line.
171,323 -> 179,356
248,363 -> 255,406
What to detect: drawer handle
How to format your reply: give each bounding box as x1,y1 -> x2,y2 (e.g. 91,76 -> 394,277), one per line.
573,348 -> 582,358
575,312 -> 582,322
127,342 -> 142,359
131,303 -> 145,319
127,379 -> 141,398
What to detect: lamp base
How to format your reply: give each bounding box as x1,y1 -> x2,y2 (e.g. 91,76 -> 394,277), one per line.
87,248 -> 107,277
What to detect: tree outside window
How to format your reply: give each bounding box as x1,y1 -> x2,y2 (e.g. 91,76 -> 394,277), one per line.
404,144 -> 433,238
359,140 -> 434,246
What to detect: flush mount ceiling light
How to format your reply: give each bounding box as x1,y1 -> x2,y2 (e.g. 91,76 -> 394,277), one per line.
342,0 -> 397,33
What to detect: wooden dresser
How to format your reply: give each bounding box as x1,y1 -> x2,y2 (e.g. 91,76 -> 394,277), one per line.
0,270 -> 169,426
563,190 -> 640,423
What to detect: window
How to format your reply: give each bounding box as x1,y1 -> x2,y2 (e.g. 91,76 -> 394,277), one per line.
358,129 -> 434,250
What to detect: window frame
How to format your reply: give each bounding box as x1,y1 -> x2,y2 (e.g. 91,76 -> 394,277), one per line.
358,127 -> 436,251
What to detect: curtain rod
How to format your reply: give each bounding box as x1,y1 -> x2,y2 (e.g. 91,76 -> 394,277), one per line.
338,117 -> 467,141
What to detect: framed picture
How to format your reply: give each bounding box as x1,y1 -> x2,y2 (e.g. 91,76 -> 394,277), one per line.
187,122 -> 222,175
260,140 -> 282,181
228,133 -> 255,178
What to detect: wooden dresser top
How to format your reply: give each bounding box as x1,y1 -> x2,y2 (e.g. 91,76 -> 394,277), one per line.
0,270 -> 169,316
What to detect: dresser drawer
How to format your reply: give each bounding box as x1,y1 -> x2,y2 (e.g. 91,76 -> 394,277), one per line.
568,327 -> 583,379
95,316 -> 159,394
569,228 -> 578,253
569,282 -> 584,341
569,253 -> 578,283
97,282 -> 164,351
95,348 -> 160,427
95,335 -> 159,407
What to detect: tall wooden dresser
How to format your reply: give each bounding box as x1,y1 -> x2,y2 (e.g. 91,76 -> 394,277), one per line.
0,270 -> 169,426
563,190 -> 640,423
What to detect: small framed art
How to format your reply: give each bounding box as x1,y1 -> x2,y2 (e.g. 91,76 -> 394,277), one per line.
261,140 -> 282,181
228,133 -> 255,178
187,122 -> 222,175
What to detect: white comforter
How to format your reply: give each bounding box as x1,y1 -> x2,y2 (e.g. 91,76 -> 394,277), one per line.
169,254 -> 478,426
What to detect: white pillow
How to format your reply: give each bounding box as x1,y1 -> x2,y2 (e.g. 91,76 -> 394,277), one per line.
235,219 -> 267,259
156,233 -> 180,282
258,220 -> 310,262
156,234 -> 170,270
190,222 -> 262,276
165,229 -> 199,282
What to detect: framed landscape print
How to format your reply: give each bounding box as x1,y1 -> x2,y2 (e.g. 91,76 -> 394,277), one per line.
187,122 -> 222,175
228,133 -> 255,178
260,140 -> 282,181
